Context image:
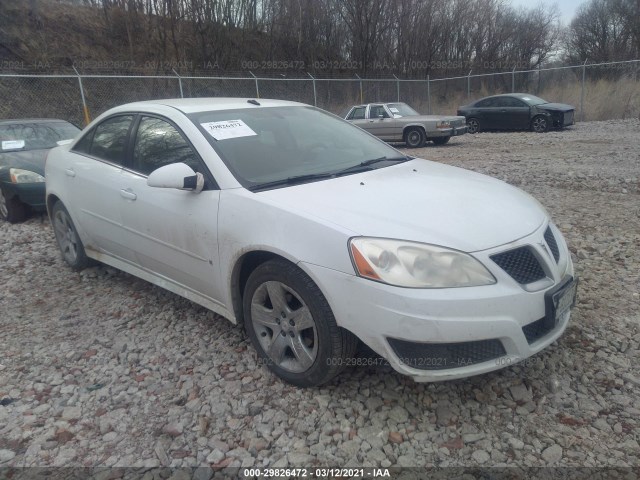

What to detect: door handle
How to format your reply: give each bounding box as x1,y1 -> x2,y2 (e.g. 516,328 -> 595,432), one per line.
65,168 -> 76,177
120,189 -> 137,201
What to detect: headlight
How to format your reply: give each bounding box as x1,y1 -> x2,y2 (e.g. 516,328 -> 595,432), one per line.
10,168 -> 45,184
436,121 -> 451,129
349,237 -> 496,288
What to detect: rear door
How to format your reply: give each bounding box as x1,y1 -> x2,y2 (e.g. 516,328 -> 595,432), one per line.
118,115 -> 223,302
65,114 -> 136,262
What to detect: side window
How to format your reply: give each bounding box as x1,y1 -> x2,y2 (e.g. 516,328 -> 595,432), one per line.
476,98 -> 496,108
370,105 -> 390,118
73,128 -> 95,154
349,107 -> 366,120
132,116 -> 202,177
503,97 -> 527,107
90,115 -> 133,164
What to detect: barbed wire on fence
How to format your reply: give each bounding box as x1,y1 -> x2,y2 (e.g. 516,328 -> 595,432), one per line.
1,59 -> 638,127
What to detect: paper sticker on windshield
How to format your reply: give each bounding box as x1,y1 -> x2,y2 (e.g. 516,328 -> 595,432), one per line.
389,107 -> 399,113
522,97 -> 531,101
2,140 -> 25,150
200,120 -> 257,141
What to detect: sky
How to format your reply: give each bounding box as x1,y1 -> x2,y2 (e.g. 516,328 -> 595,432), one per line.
509,0 -> 585,24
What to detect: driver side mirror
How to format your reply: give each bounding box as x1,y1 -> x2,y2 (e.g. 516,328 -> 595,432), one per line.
147,162 -> 204,193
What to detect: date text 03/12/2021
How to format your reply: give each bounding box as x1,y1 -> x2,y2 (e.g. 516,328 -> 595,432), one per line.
243,468 -> 391,477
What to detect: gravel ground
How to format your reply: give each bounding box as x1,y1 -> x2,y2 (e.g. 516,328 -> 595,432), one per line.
1,119 -> 639,471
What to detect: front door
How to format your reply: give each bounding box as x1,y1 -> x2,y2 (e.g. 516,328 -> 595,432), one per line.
118,115 -> 223,303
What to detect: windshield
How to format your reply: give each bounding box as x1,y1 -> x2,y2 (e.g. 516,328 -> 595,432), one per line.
387,103 -> 419,117
519,95 -> 548,106
190,106 -> 405,190
0,121 -> 80,151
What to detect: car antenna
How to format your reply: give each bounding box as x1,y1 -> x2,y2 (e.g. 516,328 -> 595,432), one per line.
247,99 -> 260,106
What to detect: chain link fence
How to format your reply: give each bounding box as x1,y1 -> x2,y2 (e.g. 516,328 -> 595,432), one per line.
1,60 -> 639,127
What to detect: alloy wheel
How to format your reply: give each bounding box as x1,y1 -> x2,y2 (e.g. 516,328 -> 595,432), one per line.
0,190 -> 7,219
251,280 -> 318,373
54,209 -> 79,264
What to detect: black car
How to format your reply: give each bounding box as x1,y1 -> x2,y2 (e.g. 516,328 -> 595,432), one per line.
0,119 -> 80,222
457,94 -> 575,134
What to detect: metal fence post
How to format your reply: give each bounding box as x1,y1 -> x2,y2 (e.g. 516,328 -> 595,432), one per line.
249,71 -> 259,98
427,75 -> 431,114
307,72 -> 317,106
72,66 -> 91,126
355,74 -> 363,104
393,74 -> 400,102
581,59 -> 588,121
467,70 -> 472,99
512,66 -> 516,92
172,68 -> 184,98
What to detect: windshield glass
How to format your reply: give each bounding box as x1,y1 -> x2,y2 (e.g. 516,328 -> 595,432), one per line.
387,103 -> 419,117
519,95 -> 548,106
190,106 -> 404,189
0,121 -> 80,151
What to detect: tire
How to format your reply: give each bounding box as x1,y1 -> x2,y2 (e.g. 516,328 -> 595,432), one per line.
531,115 -> 549,133
404,127 -> 426,148
51,201 -> 92,271
0,188 -> 27,223
466,118 -> 480,134
432,136 -> 451,146
243,259 -> 358,387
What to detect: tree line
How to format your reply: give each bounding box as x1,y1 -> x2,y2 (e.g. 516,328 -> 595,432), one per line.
17,0 -> 640,77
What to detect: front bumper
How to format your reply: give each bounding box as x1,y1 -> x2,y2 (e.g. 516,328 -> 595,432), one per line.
429,126 -> 468,138
301,222 -> 575,382
1,181 -> 46,209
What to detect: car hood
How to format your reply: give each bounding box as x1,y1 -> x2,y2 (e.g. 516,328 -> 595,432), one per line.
537,103 -> 574,112
256,159 -> 546,252
401,115 -> 466,123
0,149 -> 48,175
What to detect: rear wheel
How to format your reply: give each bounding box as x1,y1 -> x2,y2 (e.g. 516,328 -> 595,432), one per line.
531,115 -> 549,133
52,202 -> 92,270
404,127 -> 426,148
0,188 -> 27,223
243,259 -> 358,387
432,136 -> 451,146
466,118 -> 480,134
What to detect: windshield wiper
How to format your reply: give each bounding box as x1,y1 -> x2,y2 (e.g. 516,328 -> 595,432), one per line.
249,172 -> 335,192
334,155 -> 410,176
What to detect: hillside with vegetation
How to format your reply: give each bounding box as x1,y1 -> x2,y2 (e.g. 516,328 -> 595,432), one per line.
1,0 -> 635,77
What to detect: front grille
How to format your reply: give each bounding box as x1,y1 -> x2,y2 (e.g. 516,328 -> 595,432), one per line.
387,337 -> 506,371
522,317 -> 553,344
544,227 -> 560,263
490,247 -> 546,284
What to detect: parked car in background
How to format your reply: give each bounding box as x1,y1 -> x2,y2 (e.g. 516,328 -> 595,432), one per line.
345,102 -> 467,147
46,98 -> 577,387
0,119 -> 80,222
457,94 -> 575,134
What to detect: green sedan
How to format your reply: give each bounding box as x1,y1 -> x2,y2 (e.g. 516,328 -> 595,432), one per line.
0,119 -> 80,223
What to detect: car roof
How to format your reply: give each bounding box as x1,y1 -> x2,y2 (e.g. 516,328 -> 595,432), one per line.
112,97 -> 307,114
0,118 -> 72,125
477,93 -> 540,100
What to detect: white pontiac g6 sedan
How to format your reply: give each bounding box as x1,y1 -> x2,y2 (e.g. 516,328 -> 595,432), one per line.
45,98 -> 577,387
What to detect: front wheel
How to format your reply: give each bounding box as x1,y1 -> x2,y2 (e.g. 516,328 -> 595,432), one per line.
466,118 -> 480,134
531,115 -> 549,133
51,202 -> 93,270
0,188 -> 27,223
243,259 -> 358,387
404,127 -> 426,148
432,136 -> 451,146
